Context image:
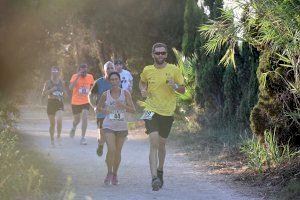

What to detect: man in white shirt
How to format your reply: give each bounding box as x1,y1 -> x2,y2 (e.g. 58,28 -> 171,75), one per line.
114,59 -> 133,93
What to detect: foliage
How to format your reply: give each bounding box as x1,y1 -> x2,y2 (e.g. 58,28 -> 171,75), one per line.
173,48 -> 197,102
200,0 -> 300,146
0,98 -> 42,199
241,130 -> 300,173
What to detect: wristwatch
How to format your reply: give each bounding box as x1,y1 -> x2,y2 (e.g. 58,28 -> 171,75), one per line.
174,84 -> 179,90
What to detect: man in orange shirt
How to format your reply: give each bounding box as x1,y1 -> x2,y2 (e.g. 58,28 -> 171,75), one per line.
69,63 -> 94,145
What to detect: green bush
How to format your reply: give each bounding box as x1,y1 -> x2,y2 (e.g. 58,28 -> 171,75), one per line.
241,130 -> 300,173
0,127 -> 43,199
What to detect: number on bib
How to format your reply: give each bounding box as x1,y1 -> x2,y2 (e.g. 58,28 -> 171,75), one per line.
108,112 -> 125,121
140,111 -> 155,120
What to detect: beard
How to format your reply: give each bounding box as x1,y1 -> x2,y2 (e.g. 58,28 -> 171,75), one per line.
154,57 -> 166,65
81,71 -> 87,77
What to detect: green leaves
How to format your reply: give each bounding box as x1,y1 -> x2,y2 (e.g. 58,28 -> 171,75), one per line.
173,48 -> 197,102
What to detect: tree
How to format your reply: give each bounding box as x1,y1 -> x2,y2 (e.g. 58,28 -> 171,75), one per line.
200,0 -> 300,146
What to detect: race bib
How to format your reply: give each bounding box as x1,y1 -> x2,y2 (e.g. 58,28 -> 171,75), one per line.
140,111 -> 155,120
108,111 -> 125,121
79,87 -> 89,95
52,91 -> 63,97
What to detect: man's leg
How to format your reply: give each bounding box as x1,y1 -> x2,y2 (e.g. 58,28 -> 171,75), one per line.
96,118 -> 105,156
158,136 -> 167,170
81,109 -> 89,138
70,105 -> 80,138
70,113 -> 80,138
149,131 -> 162,191
157,136 -> 167,187
156,115 -> 174,188
149,131 -> 159,178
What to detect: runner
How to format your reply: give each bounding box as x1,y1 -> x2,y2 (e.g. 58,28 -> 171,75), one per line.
114,59 -> 133,93
42,66 -> 65,147
139,43 -> 185,191
97,71 -> 135,185
69,63 -> 94,145
88,61 -> 115,156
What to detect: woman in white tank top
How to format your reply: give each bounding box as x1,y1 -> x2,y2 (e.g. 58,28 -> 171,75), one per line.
97,72 -> 135,185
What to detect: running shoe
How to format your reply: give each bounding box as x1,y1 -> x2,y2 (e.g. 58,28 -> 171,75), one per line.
96,144 -> 104,157
157,169 -> 164,188
152,177 -> 161,191
69,128 -> 75,138
104,174 -> 112,185
111,175 -> 118,185
80,137 -> 87,145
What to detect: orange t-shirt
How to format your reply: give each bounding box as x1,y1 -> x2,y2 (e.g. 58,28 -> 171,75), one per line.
70,74 -> 94,105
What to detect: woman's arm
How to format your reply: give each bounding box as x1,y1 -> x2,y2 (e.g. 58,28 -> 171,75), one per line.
124,90 -> 136,113
42,81 -> 55,96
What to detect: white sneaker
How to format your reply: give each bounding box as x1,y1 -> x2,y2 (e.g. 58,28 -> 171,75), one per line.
80,137 -> 87,145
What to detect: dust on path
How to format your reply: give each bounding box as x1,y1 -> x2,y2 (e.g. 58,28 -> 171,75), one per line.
18,106 -> 262,200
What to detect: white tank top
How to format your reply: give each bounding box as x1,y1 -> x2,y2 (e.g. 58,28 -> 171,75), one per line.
103,89 -> 128,131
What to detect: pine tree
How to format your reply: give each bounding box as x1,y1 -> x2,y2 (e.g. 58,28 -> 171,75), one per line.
182,0 -> 202,57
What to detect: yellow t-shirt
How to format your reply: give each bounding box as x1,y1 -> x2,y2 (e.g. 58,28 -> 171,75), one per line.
140,63 -> 184,116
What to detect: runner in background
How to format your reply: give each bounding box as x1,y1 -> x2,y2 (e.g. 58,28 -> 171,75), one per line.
97,72 -> 135,185
114,59 -> 133,93
69,63 -> 94,145
88,61 -> 115,156
42,66 -> 65,147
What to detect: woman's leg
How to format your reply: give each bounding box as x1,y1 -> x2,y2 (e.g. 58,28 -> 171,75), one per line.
48,115 -> 55,144
105,132 -> 116,175
113,135 -> 126,176
56,110 -> 63,139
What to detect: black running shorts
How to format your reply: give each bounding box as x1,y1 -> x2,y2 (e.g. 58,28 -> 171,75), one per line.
144,113 -> 174,138
47,99 -> 64,115
71,103 -> 90,115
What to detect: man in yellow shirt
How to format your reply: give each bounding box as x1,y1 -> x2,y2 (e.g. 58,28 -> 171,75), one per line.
139,43 -> 185,191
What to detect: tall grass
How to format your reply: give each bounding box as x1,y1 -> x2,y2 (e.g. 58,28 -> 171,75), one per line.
241,130 -> 300,173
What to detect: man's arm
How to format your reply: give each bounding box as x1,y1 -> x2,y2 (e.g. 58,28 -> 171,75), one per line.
96,92 -> 109,114
88,82 -> 98,109
167,79 -> 185,94
69,73 -> 80,90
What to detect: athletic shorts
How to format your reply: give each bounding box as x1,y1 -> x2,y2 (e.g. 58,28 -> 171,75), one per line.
47,99 -> 64,115
103,128 -> 128,137
144,113 -> 174,138
97,118 -> 104,129
71,103 -> 90,115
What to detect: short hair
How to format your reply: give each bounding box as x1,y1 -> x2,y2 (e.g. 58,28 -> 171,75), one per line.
108,71 -> 120,80
114,59 -> 124,65
152,43 -> 168,53
104,61 -> 115,71
79,63 -> 88,68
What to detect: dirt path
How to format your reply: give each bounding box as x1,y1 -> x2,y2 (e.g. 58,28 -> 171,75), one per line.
18,106 -> 262,200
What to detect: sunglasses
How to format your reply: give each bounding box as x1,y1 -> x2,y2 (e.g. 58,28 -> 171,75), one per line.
154,51 -> 167,56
